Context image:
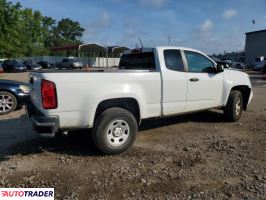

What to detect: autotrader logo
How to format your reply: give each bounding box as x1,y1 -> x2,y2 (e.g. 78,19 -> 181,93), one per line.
0,188 -> 54,200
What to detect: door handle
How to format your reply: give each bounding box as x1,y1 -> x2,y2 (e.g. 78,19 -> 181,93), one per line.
189,77 -> 199,82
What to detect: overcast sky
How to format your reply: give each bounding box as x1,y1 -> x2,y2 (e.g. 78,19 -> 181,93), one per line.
10,0 -> 266,54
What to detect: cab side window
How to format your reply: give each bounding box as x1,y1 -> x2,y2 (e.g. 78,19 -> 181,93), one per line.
164,50 -> 184,72
185,51 -> 214,73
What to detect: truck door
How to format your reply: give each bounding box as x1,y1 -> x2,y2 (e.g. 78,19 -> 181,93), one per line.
183,50 -> 223,111
161,49 -> 188,115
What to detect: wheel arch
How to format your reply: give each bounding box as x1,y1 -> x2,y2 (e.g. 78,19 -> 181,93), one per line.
227,85 -> 251,110
0,89 -> 19,111
94,98 -> 141,126
0,89 -> 18,100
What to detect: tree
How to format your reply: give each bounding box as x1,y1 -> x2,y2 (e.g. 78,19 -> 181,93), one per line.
18,8 -> 45,56
52,18 -> 85,47
0,0 -> 85,58
42,16 -> 56,53
0,0 -> 22,57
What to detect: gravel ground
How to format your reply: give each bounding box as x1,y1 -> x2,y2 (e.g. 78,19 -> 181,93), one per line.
0,72 -> 265,200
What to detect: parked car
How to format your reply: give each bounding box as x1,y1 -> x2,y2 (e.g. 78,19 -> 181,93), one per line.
38,61 -> 53,69
0,80 -> 29,115
27,46 -> 253,155
210,57 -> 232,69
23,60 -> 42,71
221,59 -> 245,70
56,58 -> 83,69
2,60 -> 27,72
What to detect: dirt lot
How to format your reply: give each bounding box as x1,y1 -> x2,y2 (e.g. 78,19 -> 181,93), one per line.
0,72 -> 265,200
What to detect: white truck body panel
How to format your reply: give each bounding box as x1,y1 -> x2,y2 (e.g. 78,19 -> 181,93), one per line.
31,72 -> 161,128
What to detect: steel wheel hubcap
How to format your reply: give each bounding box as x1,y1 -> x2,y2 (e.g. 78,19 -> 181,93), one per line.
0,94 -> 14,113
235,97 -> 241,116
106,120 -> 130,147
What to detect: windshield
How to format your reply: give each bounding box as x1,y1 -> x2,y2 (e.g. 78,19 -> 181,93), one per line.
119,52 -> 156,70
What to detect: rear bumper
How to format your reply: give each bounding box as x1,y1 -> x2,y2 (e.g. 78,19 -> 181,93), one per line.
26,102 -> 59,138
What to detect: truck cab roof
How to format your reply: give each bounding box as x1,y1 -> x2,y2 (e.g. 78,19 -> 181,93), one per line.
124,46 -> 207,56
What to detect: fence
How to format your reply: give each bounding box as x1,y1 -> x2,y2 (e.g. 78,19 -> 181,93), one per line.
17,56 -> 121,68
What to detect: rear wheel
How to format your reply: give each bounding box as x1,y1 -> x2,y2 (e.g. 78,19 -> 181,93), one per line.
224,90 -> 243,122
92,107 -> 137,155
0,91 -> 17,115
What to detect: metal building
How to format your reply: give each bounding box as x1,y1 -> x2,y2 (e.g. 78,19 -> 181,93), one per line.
51,43 -> 129,67
245,29 -> 266,66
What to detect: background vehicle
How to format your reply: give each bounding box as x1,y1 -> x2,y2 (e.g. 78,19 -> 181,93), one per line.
253,57 -> 266,72
2,60 -> 27,72
262,64 -> 266,75
0,80 -> 29,115
221,59 -> 245,70
56,58 -> 83,69
27,46 -> 253,155
0,61 -> 3,73
23,60 -> 42,71
210,57 -> 232,68
38,61 -> 53,69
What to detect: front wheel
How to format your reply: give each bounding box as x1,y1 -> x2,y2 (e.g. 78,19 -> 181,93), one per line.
92,107 -> 137,155
224,90 -> 243,122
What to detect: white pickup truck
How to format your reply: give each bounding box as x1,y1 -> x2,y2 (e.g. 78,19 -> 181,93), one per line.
27,46 -> 253,154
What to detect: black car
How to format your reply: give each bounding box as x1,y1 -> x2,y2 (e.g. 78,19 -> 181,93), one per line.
0,80 -> 29,115
23,60 -> 42,71
38,61 -> 53,69
2,60 -> 27,72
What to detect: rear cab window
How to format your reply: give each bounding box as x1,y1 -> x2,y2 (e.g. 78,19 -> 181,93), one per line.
164,49 -> 184,72
119,51 -> 156,70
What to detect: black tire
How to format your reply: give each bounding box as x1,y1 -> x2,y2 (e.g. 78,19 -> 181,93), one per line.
224,90 -> 243,122
92,107 -> 138,155
0,91 -> 17,115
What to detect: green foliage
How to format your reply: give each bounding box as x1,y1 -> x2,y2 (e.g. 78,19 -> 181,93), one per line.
0,0 -> 85,58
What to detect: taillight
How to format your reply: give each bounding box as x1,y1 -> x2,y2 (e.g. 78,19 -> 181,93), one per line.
41,79 -> 57,109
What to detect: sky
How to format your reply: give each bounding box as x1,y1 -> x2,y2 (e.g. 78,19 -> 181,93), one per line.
10,0 -> 266,54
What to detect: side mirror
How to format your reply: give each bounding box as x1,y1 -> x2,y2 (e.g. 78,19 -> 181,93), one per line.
216,63 -> 224,73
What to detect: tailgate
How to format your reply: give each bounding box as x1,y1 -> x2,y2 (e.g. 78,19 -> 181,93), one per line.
29,72 -> 43,111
